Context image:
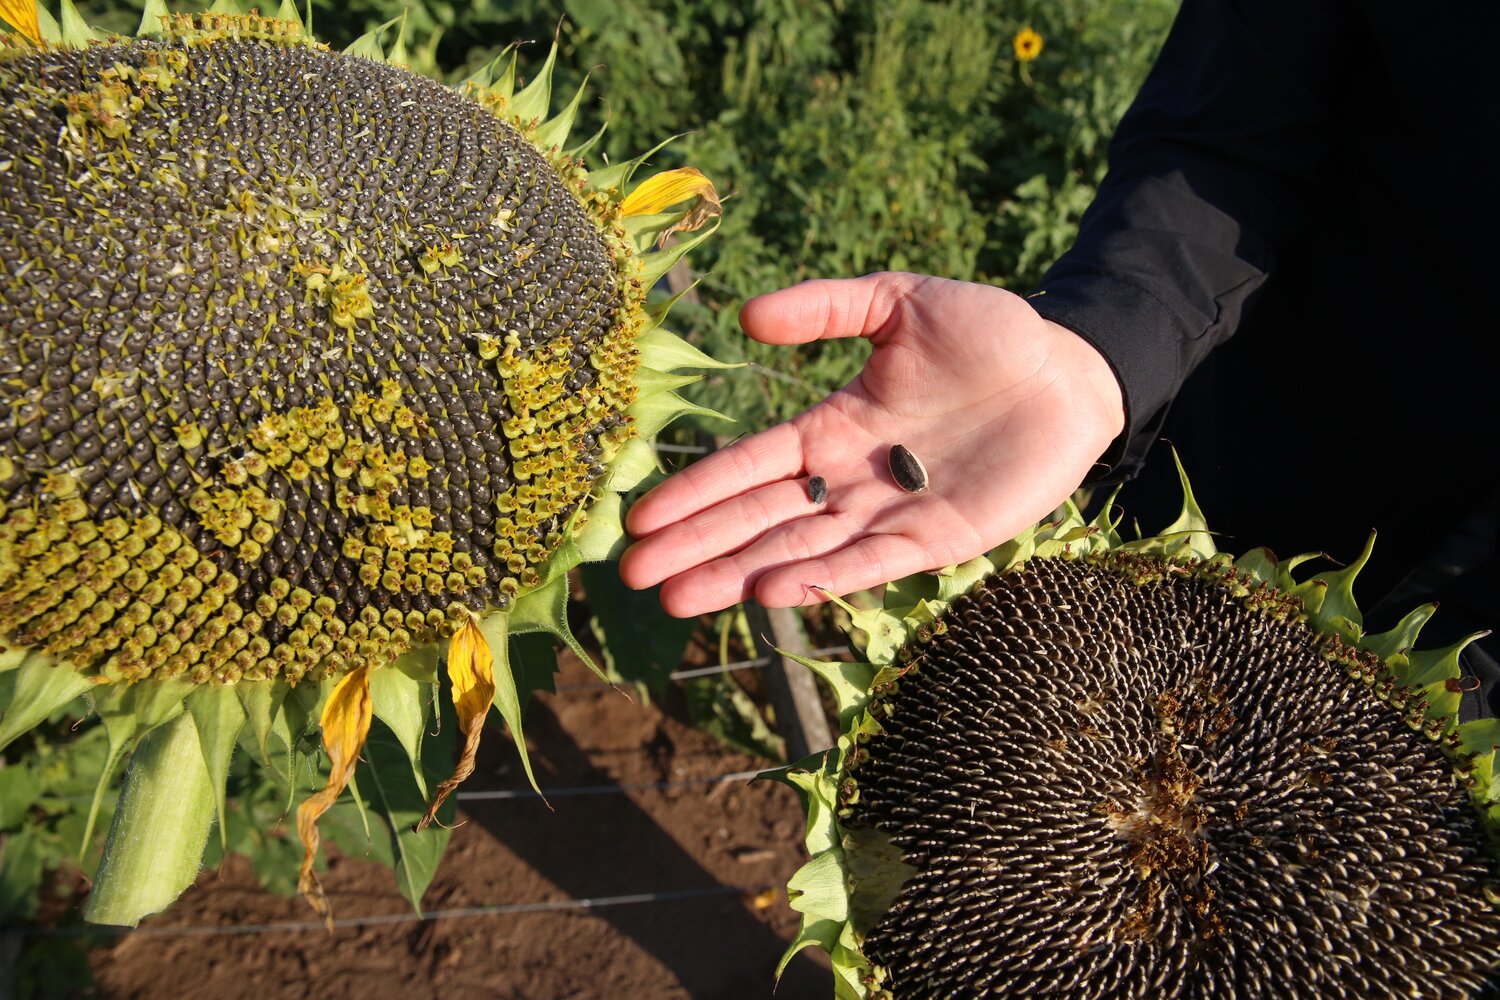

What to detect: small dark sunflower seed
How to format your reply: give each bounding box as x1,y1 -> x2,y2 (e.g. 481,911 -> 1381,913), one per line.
808,475 -> 828,505
888,444 -> 929,493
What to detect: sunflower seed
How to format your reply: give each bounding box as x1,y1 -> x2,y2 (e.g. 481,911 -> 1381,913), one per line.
808,475 -> 828,505
888,444 -> 929,493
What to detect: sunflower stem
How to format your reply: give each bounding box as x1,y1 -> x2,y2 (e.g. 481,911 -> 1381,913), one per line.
85,711 -> 215,927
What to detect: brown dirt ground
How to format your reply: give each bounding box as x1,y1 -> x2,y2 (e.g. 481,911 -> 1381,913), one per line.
78,647 -> 835,999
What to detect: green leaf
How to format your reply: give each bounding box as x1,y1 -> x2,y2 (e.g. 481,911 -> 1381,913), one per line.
36,2 -> 61,43
604,436 -> 660,492
574,491 -> 626,563
0,826 -> 44,920
509,632 -> 560,714
0,762 -> 42,829
636,222 -> 719,289
585,134 -> 679,195
623,209 -> 689,254
185,684 -> 246,853
776,917 -> 843,981
628,388 -> 732,441
508,39 -> 558,123
564,119 -> 607,159
1158,448 -> 1215,559
86,710 -> 216,926
369,662 -> 432,798
56,0 -> 94,46
843,825 -> 915,935
780,651 -> 874,731
236,679 -> 289,776
1404,634 -> 1483,688
476,612 -> 543,798
343,15 -> 400,62
510,570 -> 604,682
357,721 -> 453,912
83,678 -> 193,856
532,73 -> 590,150
1362,603 -> 1437,661
1303,533 -> 1374,643
786,847 -> 849,922
635,325 -> 739,373
136,0 -> 170,35
581,562 -> 695,696
272,0 -> 302,30
0,657 -> 93,753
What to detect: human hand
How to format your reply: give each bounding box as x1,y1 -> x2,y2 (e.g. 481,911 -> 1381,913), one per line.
618,272 -> 1125,617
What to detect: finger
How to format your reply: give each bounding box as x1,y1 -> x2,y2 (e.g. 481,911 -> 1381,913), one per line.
625,422 -> 806,538
738,272 -> 925,346
655,511 -> 860,618
752,533 -> 939,609
619,479 -> 824,590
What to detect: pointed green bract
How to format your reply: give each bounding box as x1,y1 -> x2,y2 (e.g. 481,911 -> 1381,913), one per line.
507,37 -> 556,123
344,14 -> 400,61
85,710 -> 215,926
477,612 -> 544,800
186,684 -> 246,851
533,74 -> 590,151
369,663 -> 431,797
0,658 -> 94,753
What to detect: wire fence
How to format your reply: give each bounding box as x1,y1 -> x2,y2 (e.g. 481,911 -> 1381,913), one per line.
553,643 -> 852,691
16,885 -> 771,939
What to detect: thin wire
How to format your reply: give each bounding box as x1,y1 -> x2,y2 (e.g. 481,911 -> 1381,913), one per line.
554,644 -> 852,691
22,885 -> 764,939
668,644 -> 849,680
455,767 -> 771,802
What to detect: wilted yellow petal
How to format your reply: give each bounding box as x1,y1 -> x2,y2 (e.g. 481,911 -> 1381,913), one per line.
296,662 -> 374,928
0,0 -> 41,44
416,617 -> 496,831
619,166 -> 722,232
749,886 -> 779,910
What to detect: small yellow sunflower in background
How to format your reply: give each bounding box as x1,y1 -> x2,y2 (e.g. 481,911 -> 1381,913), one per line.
1013,26 -> 1043,62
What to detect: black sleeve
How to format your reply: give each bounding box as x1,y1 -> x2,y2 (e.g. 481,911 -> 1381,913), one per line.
1027,0 -> 1349,481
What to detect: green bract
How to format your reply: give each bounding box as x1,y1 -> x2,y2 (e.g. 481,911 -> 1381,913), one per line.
779,457 -> 1500,998
0,0 -> 727,925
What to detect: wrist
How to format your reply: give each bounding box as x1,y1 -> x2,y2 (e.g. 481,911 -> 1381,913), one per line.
1037,316 -> 1126,452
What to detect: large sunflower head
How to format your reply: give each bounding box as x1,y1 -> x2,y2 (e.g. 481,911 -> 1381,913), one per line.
779,457 -> 1500,997
0,0 -> 725,926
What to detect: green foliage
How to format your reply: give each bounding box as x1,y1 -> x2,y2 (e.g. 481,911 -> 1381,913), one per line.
0,709 -> 110,999
0,714 -> 114,922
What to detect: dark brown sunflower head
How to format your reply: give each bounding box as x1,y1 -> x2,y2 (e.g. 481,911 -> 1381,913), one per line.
780,484 -> 1500,999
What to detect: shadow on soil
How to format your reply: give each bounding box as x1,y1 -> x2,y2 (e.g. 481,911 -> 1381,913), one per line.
464,696 -> 831,1000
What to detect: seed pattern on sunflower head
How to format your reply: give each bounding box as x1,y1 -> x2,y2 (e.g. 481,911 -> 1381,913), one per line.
0,1 -> 724,928
0,15 -> 644,686
779,465 -> 1500,998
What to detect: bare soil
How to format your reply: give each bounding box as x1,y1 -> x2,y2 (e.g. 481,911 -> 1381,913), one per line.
79,649 -> 834,999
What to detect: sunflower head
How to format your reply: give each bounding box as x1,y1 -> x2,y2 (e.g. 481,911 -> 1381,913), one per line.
1013,26 -> 1043,62
0,0 -> 726,926
778,456 -> 1500,997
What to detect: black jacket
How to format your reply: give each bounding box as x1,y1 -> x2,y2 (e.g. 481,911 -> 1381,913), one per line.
1029,0 -> 1500,712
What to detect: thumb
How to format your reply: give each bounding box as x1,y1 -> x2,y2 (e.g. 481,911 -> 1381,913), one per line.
738,271 -> 927,346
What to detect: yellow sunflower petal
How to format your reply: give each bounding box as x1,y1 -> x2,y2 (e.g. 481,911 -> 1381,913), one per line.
416,617 -> 496,831
618,166 -> 722,236
296,661 -> 374,928
0,0 -> 41,44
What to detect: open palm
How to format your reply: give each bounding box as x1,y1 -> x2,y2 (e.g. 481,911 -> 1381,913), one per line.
619,273 -> 1125,617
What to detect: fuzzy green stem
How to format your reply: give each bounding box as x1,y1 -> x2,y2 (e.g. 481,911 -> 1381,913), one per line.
85,710 -> 215,926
